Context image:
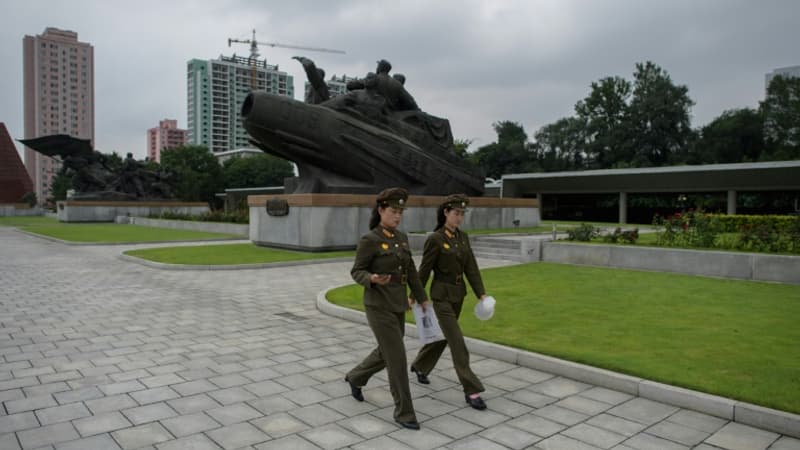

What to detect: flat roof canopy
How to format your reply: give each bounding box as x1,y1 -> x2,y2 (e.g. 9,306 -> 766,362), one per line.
501,161 -> 800,196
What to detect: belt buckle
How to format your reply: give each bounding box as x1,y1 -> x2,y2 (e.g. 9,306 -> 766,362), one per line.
401,274 -> 408,284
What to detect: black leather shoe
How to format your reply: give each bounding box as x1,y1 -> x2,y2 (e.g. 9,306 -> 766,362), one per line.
410,367 -> 430,384
345,376 -> 364,402
465,394 -> 487,410
395,419 -> 421,430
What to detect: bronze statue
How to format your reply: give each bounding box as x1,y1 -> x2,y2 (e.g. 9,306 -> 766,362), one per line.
243,57 -> 484,195
19,135 -> 177,201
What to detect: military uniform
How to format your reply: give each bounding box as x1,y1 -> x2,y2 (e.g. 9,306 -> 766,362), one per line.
346,188 -> 428,426
411,195 -> 486,397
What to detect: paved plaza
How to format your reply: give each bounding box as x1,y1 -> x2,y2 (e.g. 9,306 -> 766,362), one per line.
0,227 -> 798,450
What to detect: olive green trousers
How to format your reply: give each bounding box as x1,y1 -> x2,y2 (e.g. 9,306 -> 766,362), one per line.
411,298 -> 485,395
347,306 -> 416,423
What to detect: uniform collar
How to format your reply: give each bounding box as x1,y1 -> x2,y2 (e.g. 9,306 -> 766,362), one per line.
443,226 -> 458,239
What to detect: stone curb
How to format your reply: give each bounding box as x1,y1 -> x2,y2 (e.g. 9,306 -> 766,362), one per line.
14,228 -> 241,246
118,253 -> 354,271
316,284 -> 800,439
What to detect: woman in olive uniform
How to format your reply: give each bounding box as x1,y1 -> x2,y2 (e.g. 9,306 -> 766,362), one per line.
345,188 -> 429,430
410,194 -> 490,410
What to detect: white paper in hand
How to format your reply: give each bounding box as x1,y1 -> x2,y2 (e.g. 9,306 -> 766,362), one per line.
412,303 -> 445,345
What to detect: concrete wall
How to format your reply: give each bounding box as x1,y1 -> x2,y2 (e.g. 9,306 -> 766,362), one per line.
57,201 -> 209,222
250,204 -> 540,251
127,217 -> 248,237
542,242 -> 800,285
0,204 -> 44,217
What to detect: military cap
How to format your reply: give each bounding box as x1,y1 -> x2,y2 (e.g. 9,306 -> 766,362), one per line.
441,193 -> 469,210
376,187 -> 409,209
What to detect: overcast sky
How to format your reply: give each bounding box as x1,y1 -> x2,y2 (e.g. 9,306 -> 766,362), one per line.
1,0 -> 798,161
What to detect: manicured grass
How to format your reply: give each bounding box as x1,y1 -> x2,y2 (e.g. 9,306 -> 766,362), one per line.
327,262 -> 800,414
125,243 -> 354,265
20,223 -> 239,243
0,216 -> 59,227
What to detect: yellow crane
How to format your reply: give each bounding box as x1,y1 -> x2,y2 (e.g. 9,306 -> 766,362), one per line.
228,29 -> 346,91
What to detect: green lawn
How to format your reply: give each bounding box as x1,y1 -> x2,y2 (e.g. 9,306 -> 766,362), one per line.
18,223 -> 239,243
125,243 -> 354,265
327,262 -> 800,414
0,216 -> 59,227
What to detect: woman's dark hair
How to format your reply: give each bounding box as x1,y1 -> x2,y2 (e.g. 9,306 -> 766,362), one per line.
434,205 -> 450,231
369,206 -> 382,229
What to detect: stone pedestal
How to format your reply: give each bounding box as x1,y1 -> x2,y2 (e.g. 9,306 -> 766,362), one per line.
248,194 -> 539,251
56,201 -> 209,222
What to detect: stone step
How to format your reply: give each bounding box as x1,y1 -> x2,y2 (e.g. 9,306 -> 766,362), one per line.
473,251 -> 522,261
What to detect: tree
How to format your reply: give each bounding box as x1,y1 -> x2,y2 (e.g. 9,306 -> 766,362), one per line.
626,61 -> 694,166
452,138 -> 473,161
761,75 -> 800,161
222,154 -> 295,189
160,145 -> 223,205
49,172 -> 73,202
689,108 -> 764,164
469,121 -> 533,178
531,117 -> 588,172
575,76 -> 632,168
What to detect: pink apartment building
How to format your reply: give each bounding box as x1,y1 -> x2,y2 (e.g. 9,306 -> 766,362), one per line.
147,119 -> 187,162
23,27 -> 94,204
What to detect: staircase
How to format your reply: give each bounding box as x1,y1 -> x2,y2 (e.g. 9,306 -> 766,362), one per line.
470,235 -> 526,262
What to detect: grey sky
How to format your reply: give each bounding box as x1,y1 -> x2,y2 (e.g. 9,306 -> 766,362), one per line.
1,0 -> 798,161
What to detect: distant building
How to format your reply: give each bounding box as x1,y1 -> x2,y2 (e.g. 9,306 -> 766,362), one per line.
303,74 -> 356,102
147,119 -> 187,162
187,55 -> 294,154
765,65 -> 800,92
23,27 -> 94,203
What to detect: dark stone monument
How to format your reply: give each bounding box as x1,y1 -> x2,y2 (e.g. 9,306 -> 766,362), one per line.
241,58 -> 484,196
19,135 -> 177,201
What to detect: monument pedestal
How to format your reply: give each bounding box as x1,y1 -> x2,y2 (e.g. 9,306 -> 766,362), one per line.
248,194 -> 539,251
56,201 -> 209,223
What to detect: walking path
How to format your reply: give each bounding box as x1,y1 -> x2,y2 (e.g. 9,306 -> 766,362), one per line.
0,227 -> 797,449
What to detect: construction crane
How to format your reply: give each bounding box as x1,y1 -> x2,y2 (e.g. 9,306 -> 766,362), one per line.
228,29 -> 346,91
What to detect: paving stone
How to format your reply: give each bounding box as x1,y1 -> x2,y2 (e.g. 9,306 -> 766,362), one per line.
555,395 -> 614,415
155,434 -> 222,450
111,422 -> 174,449
54,387 -> 104,405
73,411 -> 132,437
607,398 -> 678,426
160,412 -> 221,438
665,409 -> 728,434
529,377 -> 592,398
645,420 -> 710,446
205,422 -> 269,449
424,414 -> 483,439
535,434 -> 603,450
770,437 -> 800,450
130,386 -> 181,405
289,404 -> 346,427
387,426 -> 452,449
171,380 -> 217,397
17,422 -> 80,448
122,402 -> 177,425
706,422 -> 781,450
167,394 -> 221,415
505,389 -> 558,408
55,434 -> 122,450
621,432 -> 691,450
586,413 -> 647,437
580,387 -> 634,406
322,396 -> 378,417
563,423 -> 627,448
35,402 -> 91,425
0,433 -> 20,450
478,396 -> 533,418
479,423 -> 542,449
98,380 -> 146,396
5,394 -> 58,414
84,394 -> 137,415
0,411 -> 40,433
507,413 -> 566,437
300,423 -> 362,450
205,403 -> 262,426
251,412 -> 310,438
246,396 -> 298,415
334,413 -> 394,439
349,435 -> 413,450
531,404 -> 590,426
254,434 -> 320,450
207,387 -> 255,405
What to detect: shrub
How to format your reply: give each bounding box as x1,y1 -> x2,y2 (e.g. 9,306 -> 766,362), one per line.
566,223 -> 599,241
604,227 -> 639,244
150,209 -> 249,224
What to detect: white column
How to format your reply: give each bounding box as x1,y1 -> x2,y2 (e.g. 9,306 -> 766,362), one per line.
619,192 -> 628,224
727,190 -> 737,215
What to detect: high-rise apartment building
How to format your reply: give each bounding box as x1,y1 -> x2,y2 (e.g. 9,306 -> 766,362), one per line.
303,74 -> 356,102
765,65 -> 800,92
147,119 -> 187,162
23,27 -> 94,203
187,55 -> 293,154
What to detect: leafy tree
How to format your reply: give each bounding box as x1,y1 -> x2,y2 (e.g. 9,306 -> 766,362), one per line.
49,172 -> 73,202
222,154 -> 295,189
160,145 -> 223,205
452,138 -> 473,161
531,117 -> 588,171
469,121 -> 533,178
626,61 -> 694,166
575,76 -> 632,168
761,75 -> 800,161
689,108 -> 764,164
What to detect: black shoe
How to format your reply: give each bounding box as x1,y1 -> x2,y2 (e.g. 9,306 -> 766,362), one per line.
345,376 -> 363,402
410,367 -> 430,385
465,394 -> 487,410
396,419 -> 421,430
